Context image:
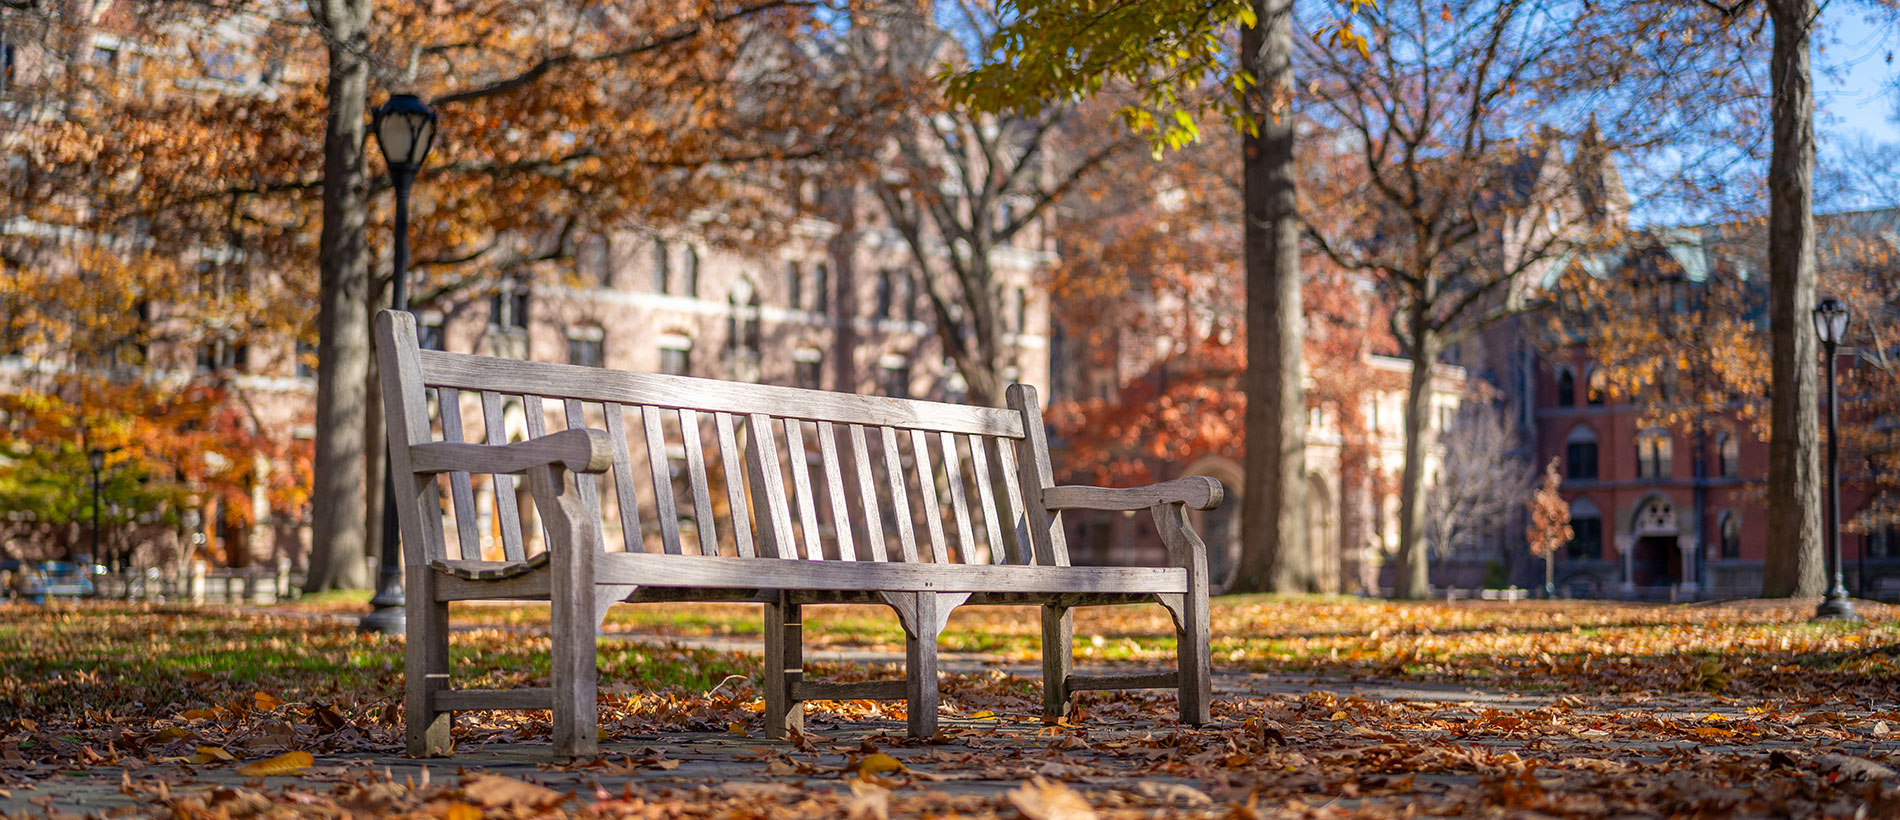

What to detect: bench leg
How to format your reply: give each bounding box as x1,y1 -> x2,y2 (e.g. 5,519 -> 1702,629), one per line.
405,565 -> 452,757
1175,591 -> 1211,726
763,596 -> 804,739
1040,605 -> 1072,722
905,592 -> 942,738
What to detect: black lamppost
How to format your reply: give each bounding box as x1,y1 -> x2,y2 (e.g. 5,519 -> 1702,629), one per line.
1813,298 -> 1856,620
360,94 -> 438,635
88,448 -> 106,594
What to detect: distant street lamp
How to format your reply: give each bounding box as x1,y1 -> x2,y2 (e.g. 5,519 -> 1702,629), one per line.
1812,298 -> 1855,620
360,93 -> 438,635
88,448 -> 106,594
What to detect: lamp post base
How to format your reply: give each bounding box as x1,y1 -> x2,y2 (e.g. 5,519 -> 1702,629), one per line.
358,569 -> 407,634
1812,595 -> 1857,621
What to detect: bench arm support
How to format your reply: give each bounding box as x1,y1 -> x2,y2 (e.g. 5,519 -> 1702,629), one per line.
1041,476 -> 1223,512
408,428 -> 615,477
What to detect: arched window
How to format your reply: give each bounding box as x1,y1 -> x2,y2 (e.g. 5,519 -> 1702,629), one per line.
1565,425 -> 1599,480
1557,367 -> 1576,407
727,278 -> 761,360
1636,429 -> 1673,479
1567,498 -> 1602,561
1718,433 -> 1739,478
682,247 -> 699,299
1719,511 -> 1741,559
786,261 -> 802,311
1586,368 -> 1607,406
651,241 -> 671,294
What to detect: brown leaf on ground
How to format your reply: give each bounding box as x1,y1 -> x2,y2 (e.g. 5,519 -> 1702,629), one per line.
460,774 -> 570,810
1007,777 -> 1097,820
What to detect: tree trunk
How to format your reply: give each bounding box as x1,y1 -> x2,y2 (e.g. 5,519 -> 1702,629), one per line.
1762,0 -> 1824,598
1395,319 -> 1435,599
302,1 -> 374,593
1233,0 -> 1311,594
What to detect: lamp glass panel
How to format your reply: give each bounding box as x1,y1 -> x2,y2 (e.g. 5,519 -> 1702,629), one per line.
376,115 -> 413,166
1828,309 -> 1849,341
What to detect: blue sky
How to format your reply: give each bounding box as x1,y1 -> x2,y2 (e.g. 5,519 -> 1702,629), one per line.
1816,8 -> 1898,208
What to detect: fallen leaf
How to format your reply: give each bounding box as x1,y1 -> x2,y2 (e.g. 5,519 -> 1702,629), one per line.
236,751 -> 314,776
851,753 -> 907,776
845,780 -> 890,820
727,722 -> 749,738
443,802 -> 482,820
252,693 -> 285,712
462,775 -> 570,810
1007,777 -> 1097,820
191,746 -> 236,764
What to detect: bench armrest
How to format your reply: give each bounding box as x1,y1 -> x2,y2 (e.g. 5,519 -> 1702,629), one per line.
408,429 -> 615,476
1041,477 -> 1223,512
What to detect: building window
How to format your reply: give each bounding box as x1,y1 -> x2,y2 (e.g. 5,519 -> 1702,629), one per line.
794,348 -> 823,390
1718,433 -> 1739,478
1567,511 -> 1602,561
682,247 -> 699,299
1012,287 -> 1028,334
1,43 -> 14,92
880,353 -> 909,399
1586,368 -> 1607,406
1636,429 -> 1672,479
490,281 -> 529,330
1557,367 -> 1576,407
651,241 -> 671,294
196,339 -> 248,373
658,333 -> 692,376
1565,426 -> 1598,480
902,271 -> 918,323
567,326 -> 605,368
786,261 -> 803,311
1719,512 -> 1741,559
418,317 -> 445,352
875,270 -> 894,320
727,278 -> 761,359
813,263 -> 829,316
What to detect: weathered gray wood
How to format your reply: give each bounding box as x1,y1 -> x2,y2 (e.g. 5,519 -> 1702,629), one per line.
602,404 -> 643,554
1006,384 -> 1068,566
437,387 -> 483,561
783,419 -> 822,560
909,429 -> 950,563
815,422 -> 858,561
582,551 -> 1185,593
880,427 -> 919,563
1041,605 -> 1073,721
641,405 -> 683,555
1066,671 -> 1178,691
433,688 -> 553,712
522,395 -> 553,554
939,432 -> 977,564
994,438 -> 1030,565
564,400 -> 605,549
714,412 -> 754,558
409,430 -> 616,477
678,409 -> 718,556
905,591 -> 941,738
881,590 -> 971,638
745,414 -> 795,558
1154,501 -> 1211,725
417,349 -> 1026,438
376,312 -> 455,758
763,595 -> 804,739
528,461 -> 600,758
1043,477 -> 1223,512
479,390 -> 526,562
847,425 -> 887,562
790,679 -> 907,701
966,435 -> 1005,566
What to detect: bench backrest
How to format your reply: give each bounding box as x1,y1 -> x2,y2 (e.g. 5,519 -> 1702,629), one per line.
375,310 -> 1071,571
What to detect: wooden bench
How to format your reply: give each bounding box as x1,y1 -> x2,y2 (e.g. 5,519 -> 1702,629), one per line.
374,309 -> 1222,757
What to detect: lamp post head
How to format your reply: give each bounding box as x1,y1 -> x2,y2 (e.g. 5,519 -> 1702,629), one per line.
1814,298 -> 1850,347
88,448 -> 105,473
371,94 -> 438,174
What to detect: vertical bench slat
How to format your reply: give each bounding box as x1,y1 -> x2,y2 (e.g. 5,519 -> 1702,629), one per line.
479,391 -> 526,562
939,431 -> 977,564
1006,385 -> 1070,566
966,435 -> 1006,566
563,400 -> 605,550
714,412 -> 755,558
601,404 -> 643,554
783,419 -> 822,560
995,437 -> 1031,565
437,387 -> 482,561
879,426 -> 919,562
746,414 -> 796,558
816,422 -> 858,561
908,429 -> 950,564
522,395 -> 556,554
678,409 -> 718,556
641,405 -> 684,555
848,424 -> 887,562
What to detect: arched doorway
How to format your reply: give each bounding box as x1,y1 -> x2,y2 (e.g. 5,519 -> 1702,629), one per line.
1630,496 -> 1680,587
1307,473 -> 1338,593
1184,457 -> 1244,592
